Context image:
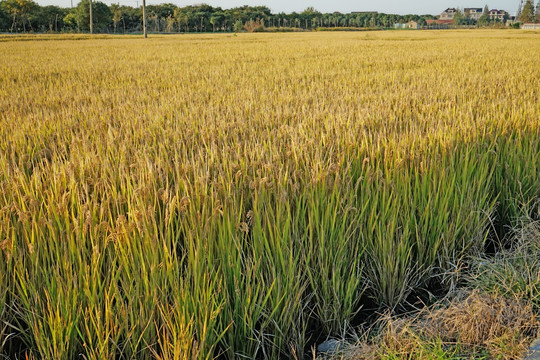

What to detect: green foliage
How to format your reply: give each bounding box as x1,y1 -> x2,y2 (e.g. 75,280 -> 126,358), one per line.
303,185 -> 366,333
1,0 -> 38,32
0,2 -> 450,33
32,5 -> 67,32
0,3 -> 10,30
380,337 -> 464,360
233,19 -> 242,32
113,5 -> 141,33
351,144 -> 496,309
454,8 -> 477,25
62,11 -> 76,30
521,0 -> 536,23
491,134 -> 540,239
209,11 -> 224,32
452,8 -> 465,25
478,5 -> 490,26
74,0 -> 111,32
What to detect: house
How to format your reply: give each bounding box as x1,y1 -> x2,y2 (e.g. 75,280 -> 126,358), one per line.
440,8 -> 457,20
464,8 -> 483,20
522,23 -> 540,29
394,23 -> 407,29
488,9 -> 507,21
407,21 -> 420,29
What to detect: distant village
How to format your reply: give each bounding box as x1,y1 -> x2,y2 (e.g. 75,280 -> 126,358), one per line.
395,5 -> 540,29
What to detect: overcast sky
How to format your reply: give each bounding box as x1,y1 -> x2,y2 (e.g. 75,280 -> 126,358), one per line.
34,0 -> 523,16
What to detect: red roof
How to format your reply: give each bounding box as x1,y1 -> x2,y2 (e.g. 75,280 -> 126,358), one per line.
427,19 -> 454,24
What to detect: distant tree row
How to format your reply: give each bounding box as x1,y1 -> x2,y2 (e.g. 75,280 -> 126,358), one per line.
2,0 -> 538,34
0,1 -> 439,33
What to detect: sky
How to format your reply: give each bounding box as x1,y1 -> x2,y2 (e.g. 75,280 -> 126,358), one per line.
34,0 -> 524,16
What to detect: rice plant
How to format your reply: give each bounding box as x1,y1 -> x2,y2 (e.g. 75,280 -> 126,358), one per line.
0,30 -> 539,359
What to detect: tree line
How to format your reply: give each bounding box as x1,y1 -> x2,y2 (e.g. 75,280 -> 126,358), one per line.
1,0 -> 538,34
0,1 -> 439,33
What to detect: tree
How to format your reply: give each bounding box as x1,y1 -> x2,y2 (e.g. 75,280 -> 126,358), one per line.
536,0 -> 540,22
453,8 -> 465,25
233,19 -> 242,32
209,11 -> 224,31
455,8 -> 476,25
102,5 -> 140,33
74,0 -> 111,32
63,11 -> 77,30
301,7 -> 319,29
188,4 -> 213,32
173,7 -> 188,32
2,0 -> 38,32
109,3 -> 121,32
520,0 -> 535,22
478,5 -> 490,26
145,4 -> 175,33
2,3 -> 529,34
32,5 -> 67,32
0,3 -> 11,31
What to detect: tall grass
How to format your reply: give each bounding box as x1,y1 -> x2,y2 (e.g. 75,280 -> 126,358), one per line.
491,134 -> 540,242
352,143 -> 497,308
0,30 -> 539,359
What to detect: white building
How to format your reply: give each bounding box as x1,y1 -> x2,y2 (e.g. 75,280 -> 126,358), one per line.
489,9 -> 508,21
464,8 -> 483,20
440,8 -> 457,19
522,23 -> 540,29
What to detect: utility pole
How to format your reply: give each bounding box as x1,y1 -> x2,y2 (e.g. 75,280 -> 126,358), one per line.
89,0 -> 93,34
142,0 -> 147,38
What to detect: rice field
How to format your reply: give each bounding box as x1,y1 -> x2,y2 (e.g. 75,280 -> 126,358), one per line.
0,30 -> 539,359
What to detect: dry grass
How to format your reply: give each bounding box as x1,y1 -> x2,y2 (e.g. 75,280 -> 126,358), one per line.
320,291 -> 538,360
424,291 -> 537,358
